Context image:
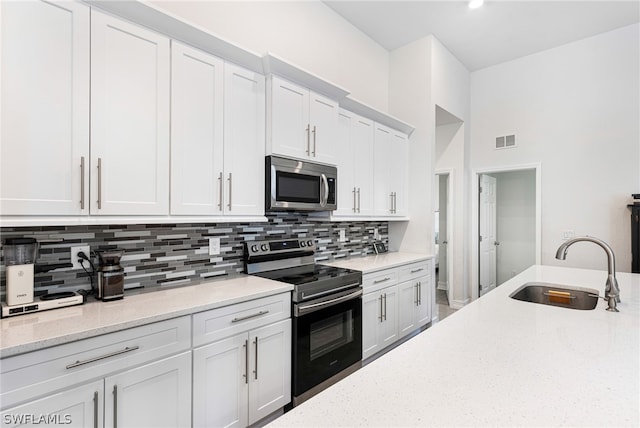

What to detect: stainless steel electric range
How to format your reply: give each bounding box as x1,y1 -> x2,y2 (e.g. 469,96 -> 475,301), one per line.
245,238 -> 362,406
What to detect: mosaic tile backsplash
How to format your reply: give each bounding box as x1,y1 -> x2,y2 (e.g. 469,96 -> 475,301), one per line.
0,213 -> 388,297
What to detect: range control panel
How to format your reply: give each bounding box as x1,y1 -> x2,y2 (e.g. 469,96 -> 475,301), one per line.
246,238 -> 316,256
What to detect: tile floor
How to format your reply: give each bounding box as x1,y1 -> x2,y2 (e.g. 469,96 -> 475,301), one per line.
435,271 -> 457,321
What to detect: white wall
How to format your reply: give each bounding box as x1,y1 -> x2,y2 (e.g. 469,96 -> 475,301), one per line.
388,36 -> 433,254
494,170 -> 536,285
471,24 -> 640,273
149,0 -> 390,112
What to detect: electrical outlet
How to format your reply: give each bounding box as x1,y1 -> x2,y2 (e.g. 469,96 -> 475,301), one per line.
71,245 -> 90,269
209,237 -> 221,255
562,230 -> 575,241
338,229 -> 346,243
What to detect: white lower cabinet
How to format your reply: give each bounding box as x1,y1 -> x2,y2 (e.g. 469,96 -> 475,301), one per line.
192,294 -> 292,428
398,275 -> 432,339
362,260 -> 433,360
1,380 -> 103,428
104,352 -> 191,428
0,317 -> 191,428
362,285 -> 399,360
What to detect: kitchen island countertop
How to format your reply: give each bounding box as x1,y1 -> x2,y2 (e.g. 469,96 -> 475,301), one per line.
268,265 -> 640,427
0,275 -> 292,358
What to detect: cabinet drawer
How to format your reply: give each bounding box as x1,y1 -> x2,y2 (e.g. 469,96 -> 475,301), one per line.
192,292 -> 290,348
0,316 -> 190,410
398,260 -> 431,283
363,269 -> 398,294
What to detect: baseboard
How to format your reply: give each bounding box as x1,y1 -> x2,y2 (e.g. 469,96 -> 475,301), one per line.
437,281 -> 448,291
450,298 -> 469,310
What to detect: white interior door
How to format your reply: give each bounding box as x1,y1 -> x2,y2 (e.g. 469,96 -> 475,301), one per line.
479,174 -> 497,296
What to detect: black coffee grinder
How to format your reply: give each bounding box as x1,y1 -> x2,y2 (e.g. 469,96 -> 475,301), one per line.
96,250 -> 124,301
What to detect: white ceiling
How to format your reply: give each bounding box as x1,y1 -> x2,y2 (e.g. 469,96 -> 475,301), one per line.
323,1 -> 640,71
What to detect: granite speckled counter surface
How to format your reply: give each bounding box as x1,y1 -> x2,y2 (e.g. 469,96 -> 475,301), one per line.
0,275 -> 292,358
268,265 -> 640,427
325,252 -> 434,273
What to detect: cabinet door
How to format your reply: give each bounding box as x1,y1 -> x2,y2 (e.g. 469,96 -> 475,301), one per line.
373,124 -> 394,215
416,275 -> 432,327
248,319 -> 291,425
351,115 -> 374,216
390,131 -> 409,216
193,335 -> 248,428
104,352 -> 191,428
90,10 -> 170,215
379,286 -> 399,348
170,41 -> 224,215
268,76 -> 309,160
0,0 -> 89,215
224,63 -> 266,216
308,91 -> 339,165
0,380 -> 102,428
362,291 -> 382,360
335,110 -> 356,216
397,280 -> 417,338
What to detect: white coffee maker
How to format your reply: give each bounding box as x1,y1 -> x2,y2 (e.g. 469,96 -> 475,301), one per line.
4,238 -> 39,305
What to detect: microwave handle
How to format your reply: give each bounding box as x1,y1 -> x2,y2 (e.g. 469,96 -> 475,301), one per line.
320,173 -> 329,207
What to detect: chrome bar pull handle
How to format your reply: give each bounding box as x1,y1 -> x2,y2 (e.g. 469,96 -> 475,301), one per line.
113,385 -> 118,428
374,277 -> 391,284
418,281 -> 422,305
306,124 -> 310,155
80,156 -> 85,210
390,192 -> 394,213
411,268 -> 424,274
93,391 -> 99,428
415,283 -> 419,306
218,172 -> 223,211
357,188 -> 361,213
66,346 -> 140,369
312,125 -> 317,156
243,339 -> 249,384
383,293 -> 387,321
379,295 -> 383,322
227,173 -> 233,210
353,187 -> 357,212
97,158 -> 102,209
231,310 -> 269,323
253,337 -> 259,380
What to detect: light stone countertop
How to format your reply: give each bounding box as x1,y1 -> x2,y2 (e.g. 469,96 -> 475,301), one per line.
268,265 -> 640,427
324,252 -> 433,274
0,275 -> 292,358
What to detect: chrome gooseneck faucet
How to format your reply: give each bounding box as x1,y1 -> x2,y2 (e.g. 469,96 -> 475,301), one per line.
555,236 -> 620,312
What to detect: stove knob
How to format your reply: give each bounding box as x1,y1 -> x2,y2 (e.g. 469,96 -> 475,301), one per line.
250,245 -> 258,252
307,240 -> 314,247
300,241 -> 306,247
261,244 -> 269,251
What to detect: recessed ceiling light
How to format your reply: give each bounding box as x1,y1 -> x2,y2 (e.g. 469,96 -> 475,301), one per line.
468,0 -> 484,9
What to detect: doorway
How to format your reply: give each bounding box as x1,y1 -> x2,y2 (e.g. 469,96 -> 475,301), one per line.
434,173 -> 451,304
473,166 -> 541,300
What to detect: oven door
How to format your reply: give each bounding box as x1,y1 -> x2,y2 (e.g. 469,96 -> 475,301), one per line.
292,288 -> 362,398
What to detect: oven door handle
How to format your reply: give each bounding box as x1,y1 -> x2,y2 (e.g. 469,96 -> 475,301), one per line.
295,289 -> 362,317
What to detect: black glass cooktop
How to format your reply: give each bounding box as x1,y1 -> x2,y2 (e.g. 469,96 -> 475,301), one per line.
253,264 -> 359,286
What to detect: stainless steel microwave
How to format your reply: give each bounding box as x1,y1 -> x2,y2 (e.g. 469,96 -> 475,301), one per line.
266,155 -> 337,211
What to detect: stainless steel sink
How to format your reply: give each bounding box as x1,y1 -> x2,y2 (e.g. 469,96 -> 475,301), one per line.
509,282 -> 599,310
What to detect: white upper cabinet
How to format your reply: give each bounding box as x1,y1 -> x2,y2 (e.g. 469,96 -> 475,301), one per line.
373,123 -> 409,217
335,109 -> 374,217
170,41 -> 224,215
223,63 -> 266,216
90,10 -> 170,215
0,0 -> 90,216
170,44 -> 265,217
267,76 -> 339,165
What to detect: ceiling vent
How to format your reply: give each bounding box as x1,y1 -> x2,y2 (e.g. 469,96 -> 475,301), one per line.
495,134 -> 516,149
